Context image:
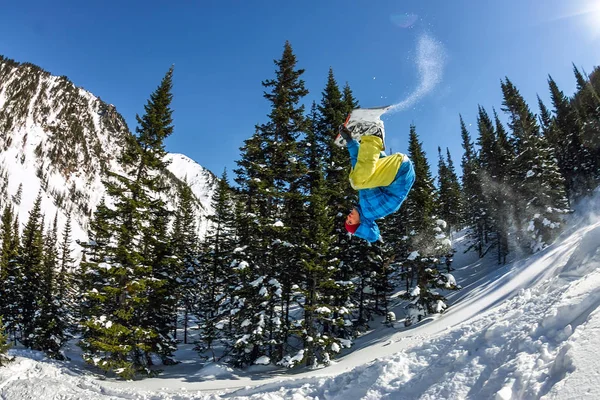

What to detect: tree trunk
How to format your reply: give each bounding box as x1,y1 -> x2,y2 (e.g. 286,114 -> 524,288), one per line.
184,304 -> 189,344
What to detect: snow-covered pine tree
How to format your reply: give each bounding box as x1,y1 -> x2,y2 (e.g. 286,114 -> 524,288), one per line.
342,84 -> 359,119
314,71 -> 352,304
436,147 -> 463,235
143,202 -> 179,365
444,148 -> 464,232
230,41 -> 308,366
75,198 -> 112,331
34,214 -> 68,359
379,200 -> 412,314
18,193 -> 45,348
402,125 -> 456,325
538,96 -> 564,183
196,169 -> 236,360
459,116 -> 486,257
436,148 -> 449,223
547,75 -> 597,198
352,244 -> 386,328
12,184 -> 22,206
0,316 -> 12,366
77,198 -> 129,375
491,109 -> 514,264
572,65 -> 600,183
589,66 -> 600,93
434,148 -> 462,279
57,212 -> 76,335
295,103 -> 345,367
79,67 -> 177,378
170,182 -> 199,345
475,106 -> 500,256
0,205 -> 15,322
0,205 -> 20,344
316,72 -> 371,339
316,69 -> 350,219
229,133 -> 271,367
501,78 -> 569,253
0,169 -> 7,211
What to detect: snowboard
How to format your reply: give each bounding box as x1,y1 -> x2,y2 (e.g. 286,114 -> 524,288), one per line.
334,105 -> 392,147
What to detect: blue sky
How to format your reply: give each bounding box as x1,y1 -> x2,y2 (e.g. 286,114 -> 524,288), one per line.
1,0 -> 599,179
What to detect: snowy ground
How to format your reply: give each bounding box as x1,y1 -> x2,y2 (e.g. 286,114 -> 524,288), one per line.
1,191 -> 599,399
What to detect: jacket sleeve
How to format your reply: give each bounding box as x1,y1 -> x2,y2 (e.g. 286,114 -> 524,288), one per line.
347,139 -> 360,169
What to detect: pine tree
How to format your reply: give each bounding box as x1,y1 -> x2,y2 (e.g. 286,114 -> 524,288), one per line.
0,316 -> 12,366
143,203 -> 178,365
79,67 -> 177,378
196,169 -> 236,360
58,212 -> 76,332
229,132 -> 271,366
0,205 -> 19,342
12,183 -> 22,205
0,205 -> 14,315
590,66 -> 600,93
316,70 -> 352,270
548,75 -> 597,198
170,182 -> 199,345
501,78 -> 568,252
476,106 -> 497,172
491,109 -> 514,264
475,106 -> 500,255
342,83 -> 360,114
444,148 -> 463,231
1,207 -> 20,344
436,147 -> 462,234
459,115 -> 486,256
402,126 -> 456,325
19,193 -> 45,348
34,214 -> 68,359
75,198 -> 112,330
572,65 -> 600,174
230,41 -> 308,366
316,73 -> 373,338
295,103 -> 344,367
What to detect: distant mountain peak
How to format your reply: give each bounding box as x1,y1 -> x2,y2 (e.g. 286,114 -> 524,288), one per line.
0,55 -> 217,249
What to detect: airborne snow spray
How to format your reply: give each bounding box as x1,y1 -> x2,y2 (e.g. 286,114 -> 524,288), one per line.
334,33 -> 447,147
386,33 -> 446,115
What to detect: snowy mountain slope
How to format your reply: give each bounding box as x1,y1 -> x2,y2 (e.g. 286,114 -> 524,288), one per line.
0,56 -> 217,244
165,153 -> 218,237
1,190 -> 599,399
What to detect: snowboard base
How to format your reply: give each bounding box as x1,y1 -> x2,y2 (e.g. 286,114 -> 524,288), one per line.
334,106 -> 391,147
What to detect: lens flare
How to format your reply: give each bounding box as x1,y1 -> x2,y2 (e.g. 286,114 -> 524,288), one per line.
390,13 -> 419,28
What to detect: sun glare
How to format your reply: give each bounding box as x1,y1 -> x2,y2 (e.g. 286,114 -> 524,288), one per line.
551,0 -> 600,39
575,0 -> 600,38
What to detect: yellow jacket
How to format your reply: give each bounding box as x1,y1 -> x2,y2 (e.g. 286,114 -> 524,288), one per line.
349,136 -> 405,190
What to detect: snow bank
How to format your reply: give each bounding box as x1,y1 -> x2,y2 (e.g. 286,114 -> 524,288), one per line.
1,191 -> 600,399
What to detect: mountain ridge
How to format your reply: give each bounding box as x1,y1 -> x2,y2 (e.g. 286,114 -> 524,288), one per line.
0,54 -> 217,247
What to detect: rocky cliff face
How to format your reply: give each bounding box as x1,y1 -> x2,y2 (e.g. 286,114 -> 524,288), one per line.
0,55 -> 216,245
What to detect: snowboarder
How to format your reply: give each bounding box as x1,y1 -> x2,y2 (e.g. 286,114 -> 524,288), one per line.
338,116 -> 416,243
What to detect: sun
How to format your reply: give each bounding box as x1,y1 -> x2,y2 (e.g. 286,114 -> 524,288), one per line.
570,0 -> 600,38
549,0 -> 600,39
